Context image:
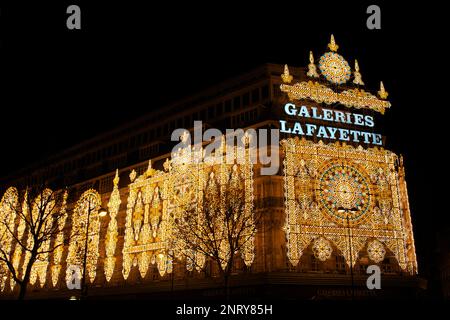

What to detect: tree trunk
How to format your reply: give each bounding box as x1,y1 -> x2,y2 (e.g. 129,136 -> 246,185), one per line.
224,273 -> 230,301
18,281 -> 28,301
17,251 -> 37,300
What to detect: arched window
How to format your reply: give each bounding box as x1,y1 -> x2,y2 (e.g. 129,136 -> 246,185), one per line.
0,187 -> 19,291
66,189 -> 102,284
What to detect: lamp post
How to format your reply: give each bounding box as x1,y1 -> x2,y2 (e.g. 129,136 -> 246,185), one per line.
337,207 -> 358,300
171,261 -> 176,298
158,252 -> 175,299
80,198 -> 107,300
158,253 -> 176,299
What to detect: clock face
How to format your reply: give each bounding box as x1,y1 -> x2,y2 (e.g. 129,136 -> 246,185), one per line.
317,162 -> 371,226
318,52 -> 351,84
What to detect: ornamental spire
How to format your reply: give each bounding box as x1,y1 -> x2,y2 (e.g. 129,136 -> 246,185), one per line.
129,169 -> 137,182
307,51 -> 319,78
113,169 -> 119,187
378,81 -> 389,99
328,34 -> 339,52
281,64 -> 293,83
145,159 -> 157,178
353,59 -> 364,85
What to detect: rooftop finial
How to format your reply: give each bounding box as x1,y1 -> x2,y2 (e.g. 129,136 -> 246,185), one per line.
145,159 -> 155,177
129,169 -> 137,182
378,81 -> 389,99
281,64 -> 293,83
307,51 -> 319,78
163,158 -> 170,172
328,34 -> 339,52
353,59 -> 364,85
113,169 -> 120,187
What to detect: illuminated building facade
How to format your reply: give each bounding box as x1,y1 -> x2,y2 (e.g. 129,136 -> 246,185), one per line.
0,36 -> 423,300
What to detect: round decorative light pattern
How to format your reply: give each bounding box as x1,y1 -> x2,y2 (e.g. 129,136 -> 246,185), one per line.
312,237 -> 333,261
318,52 -> 351,84
367,239 -> 386,263
317,162 -> 371,226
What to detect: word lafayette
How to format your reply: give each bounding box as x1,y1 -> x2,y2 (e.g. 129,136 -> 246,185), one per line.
280,103 -> 383,145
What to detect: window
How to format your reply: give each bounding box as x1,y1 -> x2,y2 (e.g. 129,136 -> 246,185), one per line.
335,255 -> 345,272
216,102 -> 223,116
130,136 -> 136,148
311,255 -> 319,271
273,84 -> 281,97
225,100 -> 232,113
142,132 -> 148,144
139,144 -> 160,160
261,85 -> 269,99
119,140 -> 128,153
243,93 -> 250,107
79,182 -> 91,195
232,259 -> 240,274
110,155 -> 126,169
208,106 -> 215,119
99,175 -> 114,194
251,88 -> 260,103
234,96 -> 241,109
184,115 -> 191,127
200,109 -> 206,121
136,163 -> 147,176
382,258 -> 393,273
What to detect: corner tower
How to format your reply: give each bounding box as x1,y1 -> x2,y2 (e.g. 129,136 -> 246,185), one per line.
280,35 -> 418,276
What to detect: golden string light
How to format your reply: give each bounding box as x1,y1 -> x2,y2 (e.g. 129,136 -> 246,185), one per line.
65,189 -> 102,285
105,169 -> 121,282
280,82 -> 391,114
51,190 -> 68,287
282,137 -> 417,273
10,191 -> 28,291
0,187 -> 19,291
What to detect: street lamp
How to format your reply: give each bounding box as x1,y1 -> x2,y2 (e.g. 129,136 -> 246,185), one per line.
98,207 -> 108,217
80,198 -> 107,300
337,206 -> 358,300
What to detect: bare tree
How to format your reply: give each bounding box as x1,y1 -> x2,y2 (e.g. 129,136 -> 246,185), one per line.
0,185 -> 69,300
173,168 -> 259,299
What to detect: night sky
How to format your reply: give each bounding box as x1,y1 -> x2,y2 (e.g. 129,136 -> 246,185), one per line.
0,1 -> 447,295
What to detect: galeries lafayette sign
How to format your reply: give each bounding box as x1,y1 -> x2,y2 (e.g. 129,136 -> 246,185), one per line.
279,103 -> 383,146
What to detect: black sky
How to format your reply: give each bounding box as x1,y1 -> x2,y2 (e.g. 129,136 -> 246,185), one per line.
0,1 -> 447,291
